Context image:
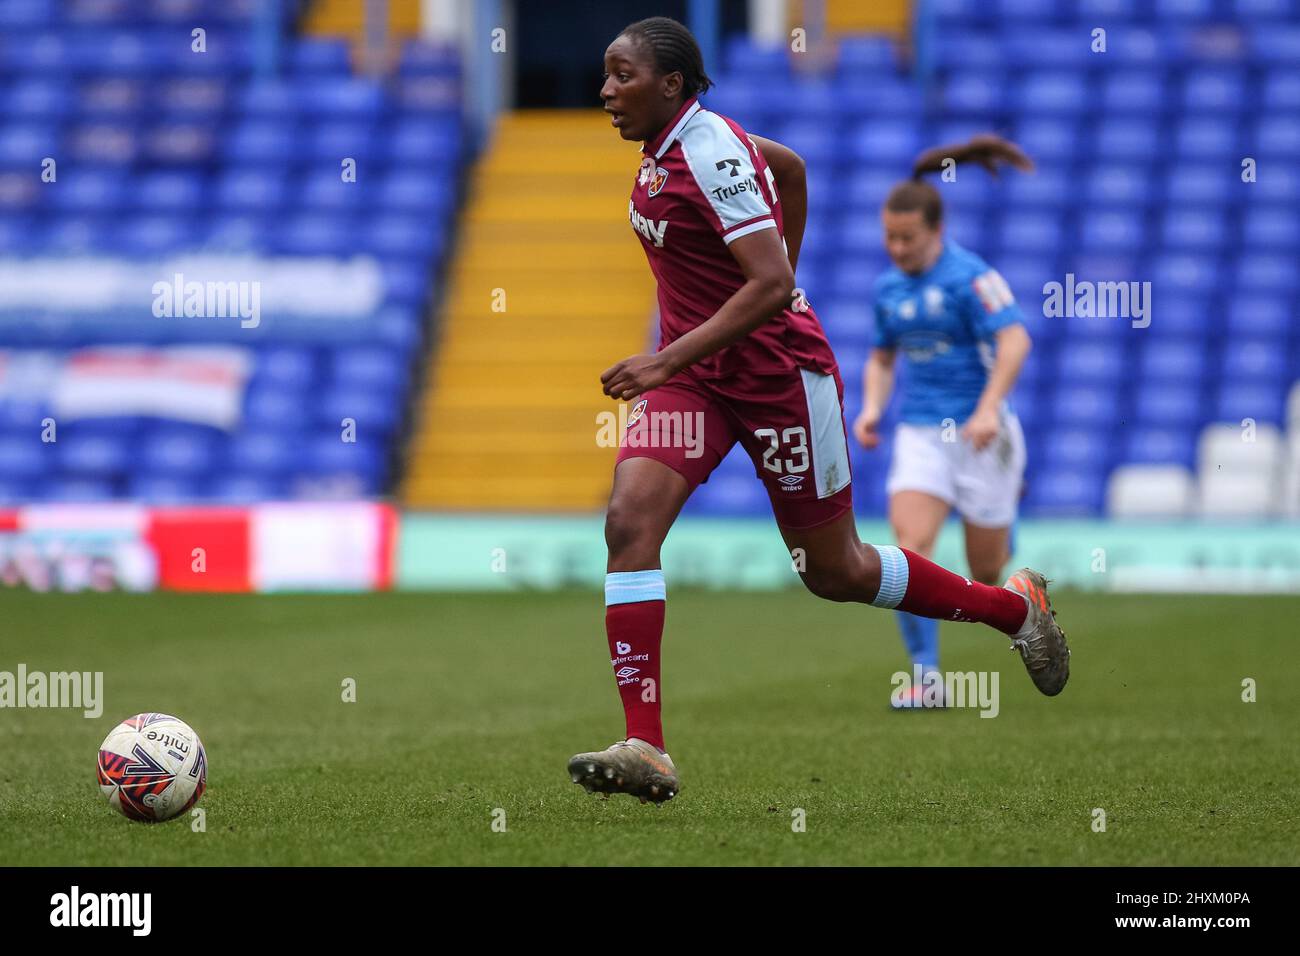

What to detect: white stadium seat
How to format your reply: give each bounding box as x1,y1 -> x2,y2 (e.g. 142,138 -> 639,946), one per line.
1197,471 -> 1280,519
1106,464 -> 1196,518
1284,436 -> 1300,518
1288,381 -> 1300,437
1196,421 -> 1284,475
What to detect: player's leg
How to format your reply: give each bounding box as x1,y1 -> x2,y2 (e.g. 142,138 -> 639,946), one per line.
944,409 -> 1065,691
883,424 -> 961,685
963,522 -> 1012,585
744,368 -> 1068,695
570,381 -> 734,803
889,490 -> 950,706
777,510 -> 1029,633
739,367 -> 1028,632
777,508 -> 1068,695
601,455 -> 692,749
955,404 -> 1025,586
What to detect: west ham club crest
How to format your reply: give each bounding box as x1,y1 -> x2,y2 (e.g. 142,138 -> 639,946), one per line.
648,167 -> 669,197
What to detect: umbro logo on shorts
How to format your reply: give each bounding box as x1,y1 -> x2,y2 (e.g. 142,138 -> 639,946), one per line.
777,474 -> 804,491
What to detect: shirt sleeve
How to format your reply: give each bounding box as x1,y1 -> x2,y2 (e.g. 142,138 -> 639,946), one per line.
679,119 -> 776,245
873,298 -> 896,349
966,267 -> 1025,337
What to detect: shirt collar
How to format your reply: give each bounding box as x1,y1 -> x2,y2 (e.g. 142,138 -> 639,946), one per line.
908,241 -> 950,281
644,97 -> 702,160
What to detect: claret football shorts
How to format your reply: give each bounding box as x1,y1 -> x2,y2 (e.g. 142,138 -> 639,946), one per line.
614,365 -> 853,530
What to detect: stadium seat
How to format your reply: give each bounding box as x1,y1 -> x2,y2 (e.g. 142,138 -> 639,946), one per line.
1055,342 -> 1125,385
1122,427 -> 1197,467
127,475 -> 203,504
1051,386 -> 1123,428
1086,166 -> 1152,206
1096,120 -> 1160,161
1160,209 -> 1226,250
1261,70 -> 1300,109
1182,70 -> 1247,111
227,430 -> 301,475
215,168 -> 290,210
1099,71 -> 1166,115
1236,254 -> 1297,293
56,433 -> 131,476
1197,471 -> 1279,518
1287,382 -> 1300,434
1107,464 -> 1196,518
207,474 -> 286,502
1242,208 -> 1300,248
1080,210 -> 1146,251
297,437 -> 388,487
1215,383 -> 1286,422
1016,72 -> 1091,114
1132,383 -> 1206,428
40,478 -> 118,502
1139,338 -> 1208,382
1024,468 -> 1106,516
1044,427 -> 1114,469
941,72 -> 1003,114
1197,421 -> 1285,474
141,428 -> 220,477
1222,340 -> 1289,381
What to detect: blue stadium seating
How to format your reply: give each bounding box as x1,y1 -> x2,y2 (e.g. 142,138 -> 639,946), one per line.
689,1 -> 1298,519
0,2 -> 461,504
2,3 -> 1295,517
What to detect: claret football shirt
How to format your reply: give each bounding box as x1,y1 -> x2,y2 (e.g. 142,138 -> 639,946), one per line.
626,96 -> 838,384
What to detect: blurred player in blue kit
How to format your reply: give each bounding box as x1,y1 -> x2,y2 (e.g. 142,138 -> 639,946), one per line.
853,136 -> 1037,708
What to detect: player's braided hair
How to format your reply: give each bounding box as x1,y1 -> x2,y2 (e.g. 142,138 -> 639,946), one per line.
886,134 -> 1035,227
620,16 -> 714,98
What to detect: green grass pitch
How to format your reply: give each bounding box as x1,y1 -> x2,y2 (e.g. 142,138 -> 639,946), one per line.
1,589 -> 1296,866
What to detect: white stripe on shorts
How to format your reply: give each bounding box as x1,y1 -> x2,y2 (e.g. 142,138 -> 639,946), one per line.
799,368 -> 852,499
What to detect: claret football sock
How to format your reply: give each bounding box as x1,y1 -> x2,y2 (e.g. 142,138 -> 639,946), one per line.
604,570 -> 666,751
870,545 -> 1029,636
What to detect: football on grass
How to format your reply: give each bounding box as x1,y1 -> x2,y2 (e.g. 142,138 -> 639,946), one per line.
97,712 -> 207,822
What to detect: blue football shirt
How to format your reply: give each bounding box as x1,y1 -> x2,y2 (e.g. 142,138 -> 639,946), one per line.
872,240 -> 1025,424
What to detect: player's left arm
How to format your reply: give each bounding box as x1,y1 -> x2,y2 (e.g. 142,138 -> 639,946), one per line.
601,227 -> 794,400
749,134 -> 806,272
963,323 -> 1031,451
962,267 -> 1032,450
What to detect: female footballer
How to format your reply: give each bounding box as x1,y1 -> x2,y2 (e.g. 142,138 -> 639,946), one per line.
855,137 -> 1037,709
570,18 -> 1069,804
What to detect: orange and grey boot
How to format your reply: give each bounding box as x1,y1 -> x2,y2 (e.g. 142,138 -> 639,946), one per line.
1004,568 -> 1071,696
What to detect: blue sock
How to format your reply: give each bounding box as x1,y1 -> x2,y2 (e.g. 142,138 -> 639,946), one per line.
895,611 -> 939,673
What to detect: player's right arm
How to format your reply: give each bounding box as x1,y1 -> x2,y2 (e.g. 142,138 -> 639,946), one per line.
854,347 -> 896,449
601,226 -> 795,400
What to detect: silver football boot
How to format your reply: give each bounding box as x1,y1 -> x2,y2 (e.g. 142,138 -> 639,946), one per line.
567,738 -> 679,805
